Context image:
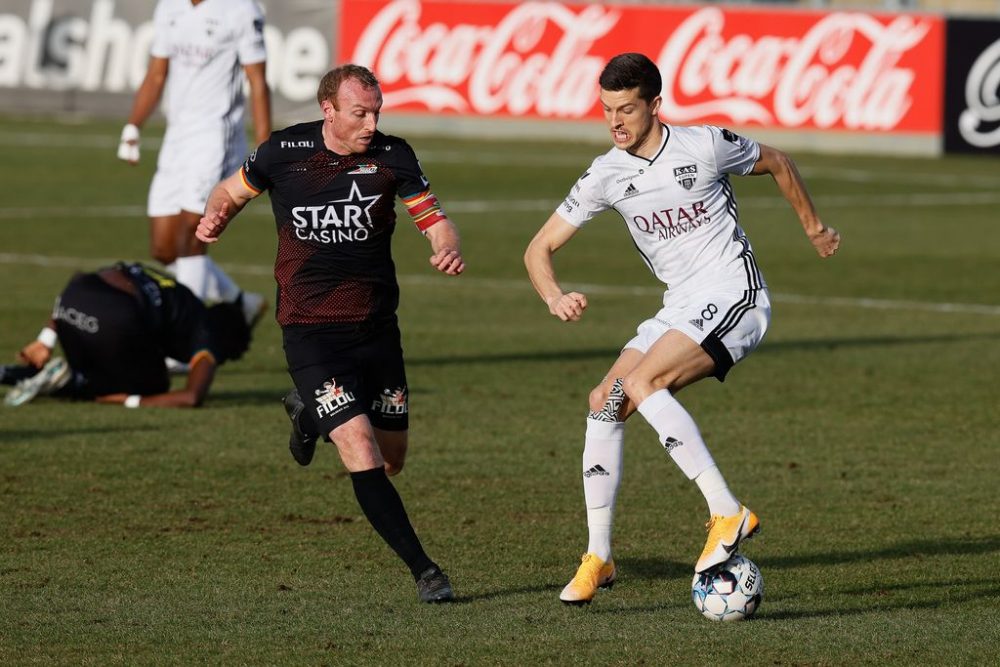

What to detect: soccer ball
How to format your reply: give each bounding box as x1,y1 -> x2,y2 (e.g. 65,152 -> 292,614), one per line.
691,554 -> 763,621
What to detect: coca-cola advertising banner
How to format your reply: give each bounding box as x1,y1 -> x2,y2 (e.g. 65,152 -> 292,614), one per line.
340,0 -> 945,134
943,18 -> 1000,154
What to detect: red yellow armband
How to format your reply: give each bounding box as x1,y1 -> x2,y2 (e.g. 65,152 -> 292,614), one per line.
402,189 -> 447,232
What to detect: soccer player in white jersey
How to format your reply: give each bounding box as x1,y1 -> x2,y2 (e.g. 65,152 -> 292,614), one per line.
118,0 -> 271,327
524,53 -> 840,605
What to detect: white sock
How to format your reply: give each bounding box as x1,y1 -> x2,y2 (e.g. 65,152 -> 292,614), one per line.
636,390 -> 740,515
694,465 -> 740,517
582,418 -> 624,562
173,255 -> 212,300
204,256 -> 241,303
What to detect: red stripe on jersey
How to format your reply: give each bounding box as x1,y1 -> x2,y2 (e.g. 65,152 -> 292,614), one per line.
402,189 -> 446,232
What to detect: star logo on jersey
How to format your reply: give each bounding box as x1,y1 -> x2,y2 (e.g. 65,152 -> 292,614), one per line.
329,180 -> 381,229
674,165 -> 698,190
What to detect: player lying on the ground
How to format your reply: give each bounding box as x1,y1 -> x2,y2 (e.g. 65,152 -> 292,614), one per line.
3,262 -> 250,408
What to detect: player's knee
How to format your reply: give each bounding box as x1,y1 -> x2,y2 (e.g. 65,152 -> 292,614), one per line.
622,372 -> 677,404
384,458 -> 405,476
621,374 -> 652,404
149,240 -> 177,265
588,384 -> 610,413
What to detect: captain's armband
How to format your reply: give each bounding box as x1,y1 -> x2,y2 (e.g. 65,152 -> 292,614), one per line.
402,189 -> 447,233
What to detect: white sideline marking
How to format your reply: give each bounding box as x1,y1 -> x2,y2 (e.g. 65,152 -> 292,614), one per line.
2,189 -> 1000,221
2,129 -> 999,189
1,252 -> 998,317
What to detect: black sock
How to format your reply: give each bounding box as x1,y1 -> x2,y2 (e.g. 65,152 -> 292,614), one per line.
350,467 -> 435,579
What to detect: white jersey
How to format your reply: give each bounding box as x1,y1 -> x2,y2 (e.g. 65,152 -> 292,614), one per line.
151,0 -> 266,133
558,124 -> 766,298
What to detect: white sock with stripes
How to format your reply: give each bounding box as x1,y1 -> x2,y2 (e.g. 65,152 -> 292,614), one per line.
636,389 -> 739,515
582,419 -> 624,562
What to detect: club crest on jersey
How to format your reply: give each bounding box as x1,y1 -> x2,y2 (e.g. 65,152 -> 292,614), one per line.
314,377 -> 356,419
372,387 -> 408,416
674,165 -> 698,190
347,163 -> 378,175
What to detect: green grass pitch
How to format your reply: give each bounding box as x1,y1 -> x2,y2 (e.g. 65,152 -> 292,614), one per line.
1,115 -> 998,665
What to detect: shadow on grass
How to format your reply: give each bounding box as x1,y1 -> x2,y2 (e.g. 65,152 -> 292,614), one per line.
757,535 -> 1000,570
405,331 -> 1000,368
0,425 -> 159,444
759,331 -> 1000,354
451,583 -> 563,604
598,536 -> 1000,618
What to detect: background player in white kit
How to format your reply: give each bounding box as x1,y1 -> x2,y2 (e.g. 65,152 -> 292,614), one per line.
118,0 -> 271,327
524,53 -> 841,605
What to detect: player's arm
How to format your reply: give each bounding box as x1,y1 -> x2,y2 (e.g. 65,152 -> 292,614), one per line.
751,144 -> 840,258
401,188 -> 464,275
243,61 -> 272,145
424,218 -> 464,276
117,56 -> 169,165
95,352 -> 217,409
524,212 -> 587,322
196,168 -> 260,244
17,318 -> 58,368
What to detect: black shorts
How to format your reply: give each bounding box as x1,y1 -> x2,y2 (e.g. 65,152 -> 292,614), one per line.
284,322 -> 409,436
54,273 -> 169,398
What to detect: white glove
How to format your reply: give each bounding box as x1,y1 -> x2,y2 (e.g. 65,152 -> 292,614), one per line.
117,123 -> 140,163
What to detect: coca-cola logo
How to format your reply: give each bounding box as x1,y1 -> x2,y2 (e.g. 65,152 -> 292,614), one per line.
958,37 -> 1000,148
345,1 -> 939,132
657,8 -> 931,130
351,0 -> 618,117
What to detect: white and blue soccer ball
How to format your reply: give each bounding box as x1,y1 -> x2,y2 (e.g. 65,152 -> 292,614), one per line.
691,554 -> 763,622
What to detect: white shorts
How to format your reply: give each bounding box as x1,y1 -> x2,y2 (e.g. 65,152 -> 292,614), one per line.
147,124 -> 247,218
624,286 -> 771,381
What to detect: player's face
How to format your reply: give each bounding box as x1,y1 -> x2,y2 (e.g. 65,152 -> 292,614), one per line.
600,87 -> 662,156
323,78 -> 383,155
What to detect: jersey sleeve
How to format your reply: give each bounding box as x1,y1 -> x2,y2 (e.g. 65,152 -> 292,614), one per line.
392,140 -> 432,199
709,126 -> 760,176
240,141 -> 272,194
394,141 -> 449,232
237,1 -> 267,65
557,162 -> 609,228
149,1 -> 171,58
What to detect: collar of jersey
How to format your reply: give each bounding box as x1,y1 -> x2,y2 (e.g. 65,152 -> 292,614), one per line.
620,123 -> 670,165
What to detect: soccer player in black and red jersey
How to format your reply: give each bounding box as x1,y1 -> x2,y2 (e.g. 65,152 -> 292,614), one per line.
196,64 -> 463,603
4,262 -> 250,408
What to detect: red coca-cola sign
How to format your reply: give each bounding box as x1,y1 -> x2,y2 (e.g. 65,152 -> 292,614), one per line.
340,0 -> 944,133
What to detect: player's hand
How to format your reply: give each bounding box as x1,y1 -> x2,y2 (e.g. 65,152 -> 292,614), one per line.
196,202 -> 230,244
18,340 -> 51,368
430,248 -> 464,276
117,123 -> 140,164
547,292 -> 587,322
809,225 -> 840,258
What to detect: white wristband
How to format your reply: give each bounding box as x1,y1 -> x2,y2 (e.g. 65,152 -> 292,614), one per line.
124,395 -> 141,409
37,327 -> 58,348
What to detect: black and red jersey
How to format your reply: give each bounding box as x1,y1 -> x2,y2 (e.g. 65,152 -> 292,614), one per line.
242,121 -> 433,330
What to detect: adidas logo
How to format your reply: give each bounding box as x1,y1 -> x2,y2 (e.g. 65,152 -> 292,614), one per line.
584,464 -> 610,478
663,437 -> 684,453
623,182 -> 639,198
689,318 -> 703,331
